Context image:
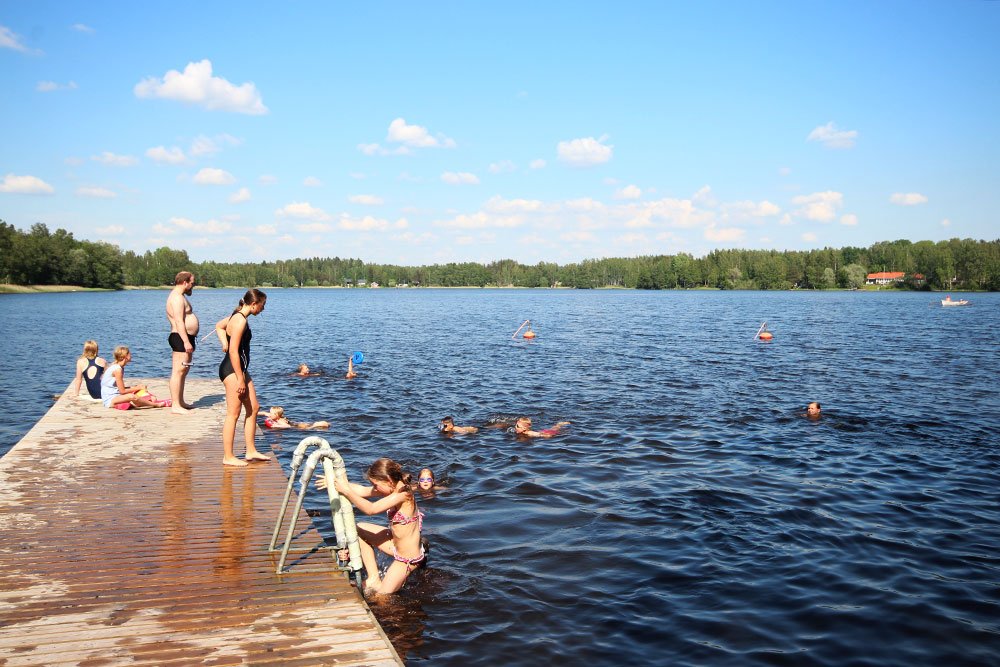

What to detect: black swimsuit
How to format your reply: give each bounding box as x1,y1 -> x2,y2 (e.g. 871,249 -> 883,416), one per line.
218,313 -> 252,382
83,358 -> 103,399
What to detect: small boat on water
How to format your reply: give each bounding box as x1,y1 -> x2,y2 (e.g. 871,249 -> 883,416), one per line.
941,295 -> 971,307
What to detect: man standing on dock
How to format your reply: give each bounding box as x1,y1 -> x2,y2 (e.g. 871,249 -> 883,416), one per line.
166,271 -> 199,413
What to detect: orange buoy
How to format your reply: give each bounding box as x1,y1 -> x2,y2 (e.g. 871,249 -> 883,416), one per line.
759,331 -> 773,340
523,329 -> 536,339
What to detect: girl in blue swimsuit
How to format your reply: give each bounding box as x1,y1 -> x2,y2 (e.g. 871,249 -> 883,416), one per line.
215,288 -> 270,467
334,458 -> 426,595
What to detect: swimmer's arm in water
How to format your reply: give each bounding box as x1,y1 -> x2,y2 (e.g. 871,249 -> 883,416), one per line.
453,425 -> 479,434
214,316 -> 231,353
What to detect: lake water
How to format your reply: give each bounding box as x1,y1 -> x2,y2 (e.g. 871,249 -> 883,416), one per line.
1,288 -> 998,666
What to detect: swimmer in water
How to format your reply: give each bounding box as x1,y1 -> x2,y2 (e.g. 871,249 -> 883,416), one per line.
345,356 -> 358,379
804,401 -> 822,420
512,416 -> 571,439
295,363 -> 321,377
439,416 -> 478,434
262,406 -> 329,430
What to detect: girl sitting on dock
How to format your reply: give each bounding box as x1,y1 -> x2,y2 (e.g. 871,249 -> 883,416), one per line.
100,346 -> 171,410
71,339 -> 106,401
334,458 -> 426,595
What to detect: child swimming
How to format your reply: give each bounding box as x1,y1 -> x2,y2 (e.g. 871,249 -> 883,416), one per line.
439,416 -> 478,434
334,458 -> 425,595
512,416 -> 571,438
262,406 -> 329,430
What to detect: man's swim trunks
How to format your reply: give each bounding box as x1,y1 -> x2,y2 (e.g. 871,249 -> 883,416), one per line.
169,332 -> 195,352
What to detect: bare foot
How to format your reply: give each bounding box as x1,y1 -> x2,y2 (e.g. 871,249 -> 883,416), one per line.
223,457 -> 248,467
171,405 -> 192,415
245,452 -> 271,463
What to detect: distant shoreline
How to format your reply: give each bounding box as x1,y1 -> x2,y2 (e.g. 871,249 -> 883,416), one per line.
3,283 -> 983,295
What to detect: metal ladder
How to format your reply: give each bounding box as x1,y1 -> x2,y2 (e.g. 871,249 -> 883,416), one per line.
270,436 -> 364,587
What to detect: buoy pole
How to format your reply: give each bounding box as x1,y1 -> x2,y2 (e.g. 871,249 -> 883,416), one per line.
754,321 -> 767,340
512,319 -> 530,339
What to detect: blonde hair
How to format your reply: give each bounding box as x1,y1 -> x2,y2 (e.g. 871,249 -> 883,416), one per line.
270,406 -> 285,418
81,340 -> 99,360
113,345 -> 130,363
297,364 -> 309,373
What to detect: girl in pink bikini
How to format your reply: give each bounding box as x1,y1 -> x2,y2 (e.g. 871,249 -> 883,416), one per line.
334,458 -> 425,595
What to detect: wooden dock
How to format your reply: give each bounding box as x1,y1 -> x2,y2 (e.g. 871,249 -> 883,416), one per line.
0,379 -> 402,666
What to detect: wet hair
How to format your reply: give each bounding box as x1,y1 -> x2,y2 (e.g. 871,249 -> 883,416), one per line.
270,406 -> 285,418
297,364 -> 309,373
112,345 -> 130,363
174,271 -> 194,285
366,458 -> 412,489
232,288 -> 267,314
81,340 -> 99,360
808,402 -> 821,411
419,468 -> 434,482
441,416 -> 454,425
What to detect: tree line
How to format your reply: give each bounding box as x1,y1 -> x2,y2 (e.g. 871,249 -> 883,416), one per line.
2,220 -> 998,291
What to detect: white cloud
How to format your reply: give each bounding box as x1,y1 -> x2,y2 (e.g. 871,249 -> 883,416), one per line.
489,160 -> 516,174
565,197 -> 606,212
0,173 -> 55,194
339,215 -> 409,232
92,152 -> 138,167
303,176 -> 323,187
889,192 -> 928,206
151,223 -> 175,236
704,225 -> 746,243
169,216 -> 232,234
560,231 -> 596,243
96,225 -> 124,235
615,233 -> 649,245
529,158 -> 547,170
941,218 -> 952,227
258,175 -> 277,185
721,199 -> 780,219
146,145 -> 186,164
802,232 -> 818,242
557,136 -> 613,166
386,118 -> 455,148
276,202 -> 332,221
37,81 -> 77,92
256,224 -> 277,235
0,25 -> 33,53
349,194 -> 384,206
296,223 -> 332,233
791,191 -> 843,222
434,212 -> 525,229
615,184 -> 642,200
72,23 -> 95,33
76,186 -> 116,198
190,134 -> 241,156
134,59 -> 268,115
807,121 -> 858,149
484,195 -> 545,213
840,213 -> 858,226
64,157 -> 84,166
778,167 -> 792,176
193,167 -> 236,185
229,187 -> 251,203
441,171 -> 480,185
692,185 -> 716,207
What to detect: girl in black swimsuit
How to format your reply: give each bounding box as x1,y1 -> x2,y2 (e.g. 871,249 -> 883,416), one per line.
215,288 -> 270,467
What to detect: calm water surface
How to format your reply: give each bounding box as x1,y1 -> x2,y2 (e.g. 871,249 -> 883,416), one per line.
1,289 -> 998,666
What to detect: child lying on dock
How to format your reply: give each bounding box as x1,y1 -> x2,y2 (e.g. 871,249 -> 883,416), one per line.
262,406 -> 329,430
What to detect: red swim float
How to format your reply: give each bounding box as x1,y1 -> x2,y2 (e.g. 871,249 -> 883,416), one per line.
759,331 -> 773,340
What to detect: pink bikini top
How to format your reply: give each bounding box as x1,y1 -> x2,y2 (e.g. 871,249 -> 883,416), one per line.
388,508 -> 424,529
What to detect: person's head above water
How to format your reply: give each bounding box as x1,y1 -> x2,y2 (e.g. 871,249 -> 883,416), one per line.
417,468 -> 435,491
268,406 -> 285,420
514,416 -> 532,434
806,402 -> 821,417
439,416 -> 455,432
297,363 -> 311,375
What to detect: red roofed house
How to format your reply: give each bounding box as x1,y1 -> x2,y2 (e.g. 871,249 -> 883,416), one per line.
866,271 -> 906,285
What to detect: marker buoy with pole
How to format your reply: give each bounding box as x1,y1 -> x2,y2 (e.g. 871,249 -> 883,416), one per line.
512,319 -> 531,339
755,322 -> 773,341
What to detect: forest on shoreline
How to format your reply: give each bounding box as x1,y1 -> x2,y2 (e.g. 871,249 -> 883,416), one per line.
2,220 -> 998,292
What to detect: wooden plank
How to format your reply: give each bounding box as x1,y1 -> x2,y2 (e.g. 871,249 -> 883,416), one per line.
0,379 -> 402,666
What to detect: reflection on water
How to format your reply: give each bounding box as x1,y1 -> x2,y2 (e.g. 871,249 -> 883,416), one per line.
2,289 -> 999,666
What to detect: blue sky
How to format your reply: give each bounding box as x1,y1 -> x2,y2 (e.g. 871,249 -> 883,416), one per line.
2,2 -> 998,265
